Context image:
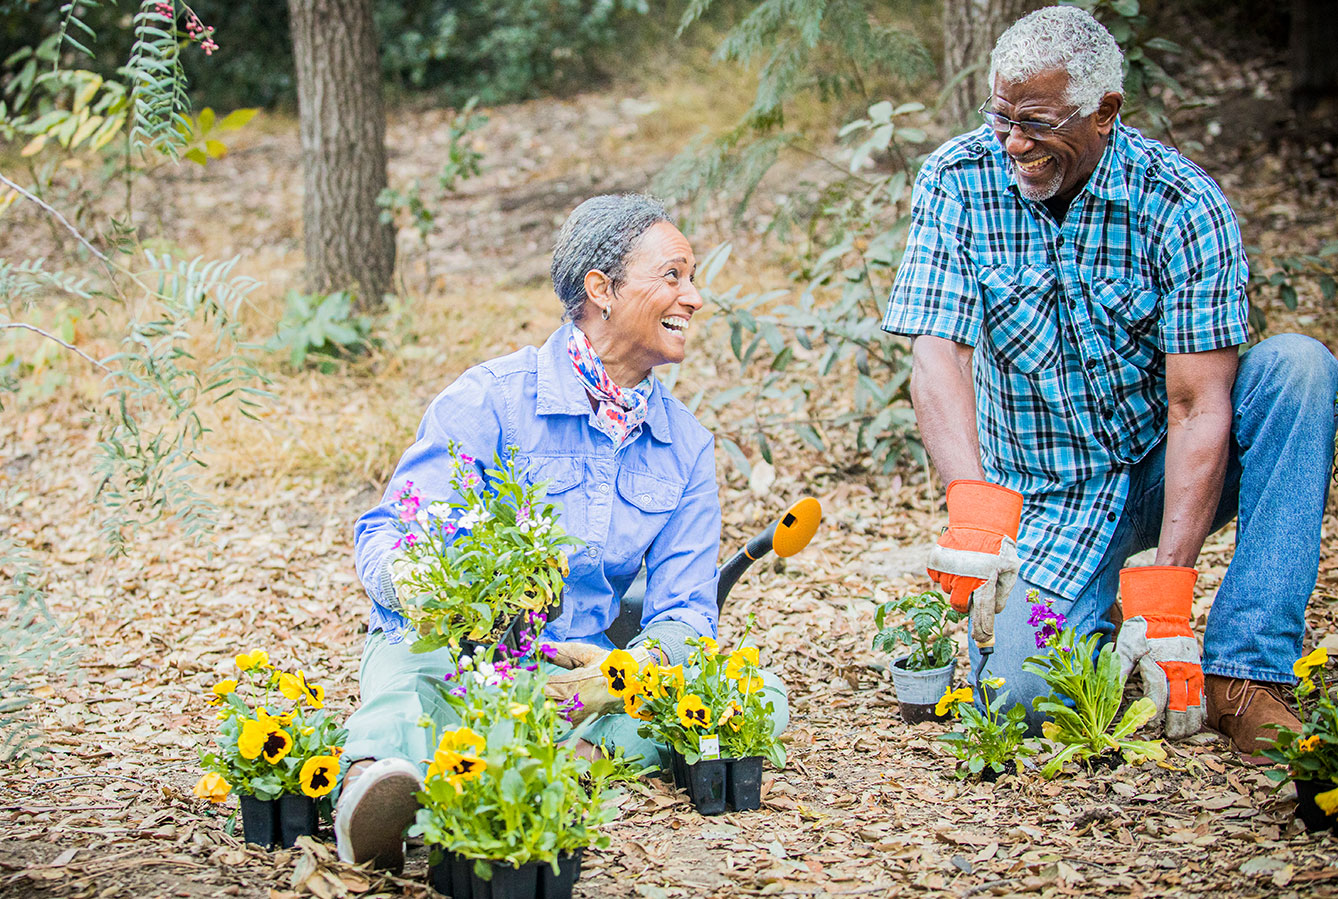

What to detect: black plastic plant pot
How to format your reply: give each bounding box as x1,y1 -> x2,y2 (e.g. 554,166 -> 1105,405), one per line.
428,850 -> 475,897
725,756 -> 764,812
469,861 -> 541,899
685,758 -> 727,816
978,760 -> 1018,783
538,849 -> 583,899
899,702 -> 948,725
277,795 -> 319,848
238,795 -> 279,849
670,749 -> 689,789
1294,779 -> 1338,834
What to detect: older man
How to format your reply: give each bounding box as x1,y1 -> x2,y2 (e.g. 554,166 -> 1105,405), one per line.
883,5 -> 1338,759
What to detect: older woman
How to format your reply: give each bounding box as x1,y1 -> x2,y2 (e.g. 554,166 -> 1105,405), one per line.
335,194 -> 788,869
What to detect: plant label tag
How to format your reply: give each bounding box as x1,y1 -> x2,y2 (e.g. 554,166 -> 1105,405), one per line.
699,735 -> 720,760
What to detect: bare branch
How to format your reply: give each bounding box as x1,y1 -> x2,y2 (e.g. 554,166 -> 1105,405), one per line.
0,322 -> 110,372
0,171 -> 116,274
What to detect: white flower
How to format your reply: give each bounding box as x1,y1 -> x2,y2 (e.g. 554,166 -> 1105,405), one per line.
428,501 -> 453,518
415,508 -> 431,529
458,508 -> 492,530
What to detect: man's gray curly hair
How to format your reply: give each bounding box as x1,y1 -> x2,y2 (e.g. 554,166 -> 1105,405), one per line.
989,6 -> 1124,116
551,194 -> 671,322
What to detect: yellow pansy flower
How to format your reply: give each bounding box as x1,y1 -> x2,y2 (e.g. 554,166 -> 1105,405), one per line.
278,671 -> 325,709
663,665 -> 686,696
725,647 -> 760,681
1294,647 -> 1329,679
426,749 -> 487,791
237,716 -> 292,763
624,691 -> 652,721
192,772 -> 230,803
736,673 -> 764,695
640,662 -> 666,699
235,650 -> 270,672
935,686 -> 973,717
677,694 -> 710,729
1299,735 -> 1322,752
719,701 -> 744,732
984,677 -> 1006,689
437,726 -> 486,756
299,755 -> 339,798
508,703 -> 530,719
601,650 -> 639,697
207,679 -> 237,705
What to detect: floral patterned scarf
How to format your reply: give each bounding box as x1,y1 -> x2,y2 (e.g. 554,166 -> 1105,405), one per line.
567,326 -> 652,448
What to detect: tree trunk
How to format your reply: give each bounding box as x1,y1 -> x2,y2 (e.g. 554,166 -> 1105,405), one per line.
288,0 -> 394,311
1291,0 -> 1338,118
942,0 -> 1046,128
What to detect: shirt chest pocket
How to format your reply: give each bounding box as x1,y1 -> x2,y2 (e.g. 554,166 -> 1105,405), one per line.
616,468 -> 684,515
1089,278 -> 1161,349
979,264 -> 1062,373
522,455 -> 585,535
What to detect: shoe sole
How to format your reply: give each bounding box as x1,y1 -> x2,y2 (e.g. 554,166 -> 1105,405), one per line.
335,761 -> 422,871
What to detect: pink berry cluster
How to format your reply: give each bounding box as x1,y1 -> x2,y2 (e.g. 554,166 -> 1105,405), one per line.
185,12 -> 219,55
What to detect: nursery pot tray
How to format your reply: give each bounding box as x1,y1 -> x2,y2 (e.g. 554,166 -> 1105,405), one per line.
682,754 -> 727,816
429,851 -> 583,899
1294,779 -> 1338,834
725,756 -> 764,812
239,796 -> 279,850
277,795 -> 319,848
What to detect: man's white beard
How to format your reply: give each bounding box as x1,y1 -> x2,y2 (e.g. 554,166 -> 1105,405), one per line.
1013,159 -> 1063,202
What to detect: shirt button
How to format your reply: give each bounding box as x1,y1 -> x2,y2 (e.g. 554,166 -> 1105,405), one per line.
1085,359 -> 1098,371
586,547 -> 599,558
1101,406 -> 1114,420
1107,511 -> 1117,522
639,493 -> 651,504
1056,235 -> 1065,247
597,483 -> 610,495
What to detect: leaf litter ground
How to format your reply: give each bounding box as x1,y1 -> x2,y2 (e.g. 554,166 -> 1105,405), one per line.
7,34 -> 1338,899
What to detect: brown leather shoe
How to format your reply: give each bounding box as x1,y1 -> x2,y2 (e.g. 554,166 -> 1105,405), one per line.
1204,675 -> 1299,764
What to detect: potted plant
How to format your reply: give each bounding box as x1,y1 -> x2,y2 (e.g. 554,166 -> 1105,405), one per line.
935,677 -> 1036,781
872,590 -> 964,723
617,627 -> 785,815
410,641 -> 627,899
1262,648 -> 1338,833
387,443 -> 580,657
1021,594 -> 1165,778
195,650 -> 346,848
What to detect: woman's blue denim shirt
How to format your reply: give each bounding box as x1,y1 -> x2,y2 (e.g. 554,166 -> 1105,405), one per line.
353,322 -> 721,662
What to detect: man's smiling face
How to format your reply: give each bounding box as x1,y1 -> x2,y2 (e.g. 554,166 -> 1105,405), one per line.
988,67 -> 1120,203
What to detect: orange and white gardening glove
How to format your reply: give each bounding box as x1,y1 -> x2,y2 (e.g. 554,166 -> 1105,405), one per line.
926,480 -> 1024,650
541,643 -> 654,725
1115,566 -> 1204,740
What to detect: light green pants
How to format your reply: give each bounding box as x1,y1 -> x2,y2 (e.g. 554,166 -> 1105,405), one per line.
341,632 -> 789,778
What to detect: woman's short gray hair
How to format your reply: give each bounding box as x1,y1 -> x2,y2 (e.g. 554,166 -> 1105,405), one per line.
989,6 -> 1124,116
551,194 -> 672,321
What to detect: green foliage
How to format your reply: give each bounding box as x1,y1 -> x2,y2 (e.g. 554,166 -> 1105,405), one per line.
1022,626 -> 1165,778
938,682 -> 1036,779
266,290 -> 373,370
410,655 -> 626,869
388,445 -> 581,655
1263,650 -> 1338,785
1246,241 -> 1338,336
0,532 -> 80,762
871,588 -> 963,671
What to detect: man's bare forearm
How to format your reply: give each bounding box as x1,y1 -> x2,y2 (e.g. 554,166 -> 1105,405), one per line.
910,335 -> 985,485
1157,348 -> 1238,567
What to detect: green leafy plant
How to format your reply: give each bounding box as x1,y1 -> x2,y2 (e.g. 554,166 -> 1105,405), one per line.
872,589 -> 964,671
618,631 -> 785,768
1263,648 -> 1338,790
196,650 -> 347,807
387,444 -> 581,654
936,678 -> 1036,780
1022,595 -> 1165,778
265,289 -> 373,370
410,649 -> 626,875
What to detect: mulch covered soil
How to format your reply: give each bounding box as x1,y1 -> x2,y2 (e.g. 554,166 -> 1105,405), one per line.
8,26 -> 1338,899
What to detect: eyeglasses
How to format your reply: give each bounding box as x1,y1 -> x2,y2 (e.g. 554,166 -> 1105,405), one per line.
977,100 -> 1082,139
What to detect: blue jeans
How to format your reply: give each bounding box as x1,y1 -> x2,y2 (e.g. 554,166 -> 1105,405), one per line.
971,334 -> 1338,730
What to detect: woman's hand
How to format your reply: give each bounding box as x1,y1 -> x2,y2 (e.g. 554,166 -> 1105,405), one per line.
541,644 -> 653,724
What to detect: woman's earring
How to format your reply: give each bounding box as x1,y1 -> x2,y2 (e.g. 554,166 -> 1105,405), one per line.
601,305 -> 611,321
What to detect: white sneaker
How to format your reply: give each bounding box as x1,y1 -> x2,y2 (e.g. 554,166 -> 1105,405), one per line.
334,757 -> 423,870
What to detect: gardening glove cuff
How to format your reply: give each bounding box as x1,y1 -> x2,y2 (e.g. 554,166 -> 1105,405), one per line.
628,619 -> 697,668
542,646 -> 653,724
1115,566 -> 1204,741
927,480 -> 1023,648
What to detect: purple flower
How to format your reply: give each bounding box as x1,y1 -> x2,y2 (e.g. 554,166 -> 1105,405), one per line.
1028,599 -> 1067,648
448,685 -> 467,697
538,643 -> 556,658
459,453 -> 475,465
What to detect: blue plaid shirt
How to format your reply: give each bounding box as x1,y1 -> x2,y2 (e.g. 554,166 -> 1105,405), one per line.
883,122 -> 1249,600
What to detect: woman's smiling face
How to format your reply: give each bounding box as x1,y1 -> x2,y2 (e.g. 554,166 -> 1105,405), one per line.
988,68 -> 1120,203
585,221 -> 703,386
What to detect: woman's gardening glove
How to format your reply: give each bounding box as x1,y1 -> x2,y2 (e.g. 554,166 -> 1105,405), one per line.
541,643 -> 655,725
1115,566 -> 1204,740
926,479 -> 1023,649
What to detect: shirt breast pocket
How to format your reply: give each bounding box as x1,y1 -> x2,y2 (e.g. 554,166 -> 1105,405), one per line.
616,468 -> 684,516
979,264 -> 1062,373
522,454 -> 584,535
1090,278 -> 1162,357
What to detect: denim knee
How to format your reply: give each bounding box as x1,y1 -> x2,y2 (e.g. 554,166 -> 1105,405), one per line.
1242,333 -> 1338,408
